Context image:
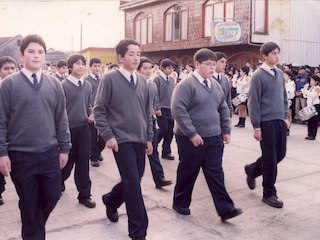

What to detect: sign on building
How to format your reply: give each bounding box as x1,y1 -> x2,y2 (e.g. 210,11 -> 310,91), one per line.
212,21 -> 242,44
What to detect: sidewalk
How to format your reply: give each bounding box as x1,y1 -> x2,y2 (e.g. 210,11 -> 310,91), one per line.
1,117 -> 320,240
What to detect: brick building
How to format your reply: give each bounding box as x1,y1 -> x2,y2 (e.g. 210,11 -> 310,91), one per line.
120,0 -> 262,69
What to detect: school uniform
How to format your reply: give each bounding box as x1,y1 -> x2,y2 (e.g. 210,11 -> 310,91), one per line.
247,64 -> 288,202
171,71 -> 239,218
213,73 -> 233,117
153,72 -> 175,158
305,85 -> 320,139
84,73 -> 105,163
0,69 -> 71,239
61,76 -> 93,200
54,73 -> 65,81
94,68 -> 153,239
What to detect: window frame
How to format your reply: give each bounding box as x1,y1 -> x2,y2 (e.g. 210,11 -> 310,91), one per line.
253,0 -> 269,35
164,4 -> 188,42
134,12 -> 153,45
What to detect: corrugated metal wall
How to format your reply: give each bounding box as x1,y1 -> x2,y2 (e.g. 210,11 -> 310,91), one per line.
251,0 -> 320,66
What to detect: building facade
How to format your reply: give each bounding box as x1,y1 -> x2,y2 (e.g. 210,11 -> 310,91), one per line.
120,0 -> 320,69
120,0 -> 261,69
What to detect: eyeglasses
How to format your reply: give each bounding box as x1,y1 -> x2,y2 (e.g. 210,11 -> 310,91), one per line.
201,62 -> 216,68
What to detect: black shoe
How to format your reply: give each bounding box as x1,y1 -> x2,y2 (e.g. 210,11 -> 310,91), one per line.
172,204 -> 190,215
262,195 -> 284,208
155,178 -> 172,189
79,197 -> 96,208
162,154 -> 175,160
244,165 -> 256,190
221,208 -> 243,222
238,124 -> 245,128
102,194 -> 119,222
305,136 -> 310,140
287,129 -> 290,136
132,238 -> 146,240
98,155 -> 104,161
91,160 -> 100,167
306,136 -> 315,140
0,195 -> 4,205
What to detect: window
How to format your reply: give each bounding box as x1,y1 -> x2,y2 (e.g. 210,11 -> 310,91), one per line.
164,4 -> 188,41
134,13 -> 152,45
203,0 -> 235,37
253,0 -> 268,34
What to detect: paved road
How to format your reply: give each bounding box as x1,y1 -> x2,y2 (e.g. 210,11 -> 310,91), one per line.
1,117 -> 320,240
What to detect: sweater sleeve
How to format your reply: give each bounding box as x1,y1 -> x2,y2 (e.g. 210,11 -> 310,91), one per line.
171,83 -> 197,138
87,82 -> 93,116
0,82 -> 10,156
54,81 -> 72,153
248,75 -> 262,128
93,75 -> 115,142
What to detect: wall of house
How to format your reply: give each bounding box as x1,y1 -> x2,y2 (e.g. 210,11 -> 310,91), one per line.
251,0 -> 320,66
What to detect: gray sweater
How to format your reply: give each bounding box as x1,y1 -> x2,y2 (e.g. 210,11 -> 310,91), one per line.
148,80 -> 160,115
94,70 -> 153,144
171,74 -> 231,138
0,71 -> 71,156
84,75 -> 100,105
213,74 -> 233,117
62,79 -> 93,129
153,75 -> 175,109
248,68 -> 288,128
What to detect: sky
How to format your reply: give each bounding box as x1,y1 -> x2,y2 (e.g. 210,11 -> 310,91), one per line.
0,0 -> 125,52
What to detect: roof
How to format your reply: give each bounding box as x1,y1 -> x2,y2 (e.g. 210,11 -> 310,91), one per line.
0,35 -> 23,51
79,47 -> 115,53
119,0 -> 163,10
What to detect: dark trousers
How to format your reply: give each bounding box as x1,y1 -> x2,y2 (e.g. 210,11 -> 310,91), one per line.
62,125 -> 91,199
156,108 -> 174,156
147,119 -> 165,183
105,142 -> 148,238
173,135 -> 235,216
0,173 -> 5,195
307,104 -> 320,138
89,123 -> 105,161
8,147 -> 61,240
248,120 -> 287,198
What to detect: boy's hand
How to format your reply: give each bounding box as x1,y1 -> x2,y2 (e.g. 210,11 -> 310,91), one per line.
87,114 -> 94,123
59,153 -> 68,169
253,129 -> 262,141
223,134 -> 231,144
155,110 -> 162,117
0,156 -> 11,176
145,141 -> 153,155
191,134 -> 204,147
106,137 -> 118,152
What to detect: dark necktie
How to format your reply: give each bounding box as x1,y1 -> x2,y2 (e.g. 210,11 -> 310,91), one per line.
217,74 -> 220,81
130,74 -> 135,85
78,80 -> 82,87
203,79 -> 209,88
95,75 -> 99,81
31,73 -> 38,85
166,76 -> 169,82
271,68 -> 277,76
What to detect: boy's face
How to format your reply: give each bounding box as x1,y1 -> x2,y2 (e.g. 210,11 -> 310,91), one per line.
70,59 -> 85,78
138,62 -> 152,80
215,57 -> 226,73
0,62 -> 16,79
91,63 -> 101,76
118,44 -> 140,72
51,66 -> 57,74
263,48 -> 280,66
20,42 -> 45,72
195,60 -> 216,79
58,66 -> 68,75
162,66 -> 173,76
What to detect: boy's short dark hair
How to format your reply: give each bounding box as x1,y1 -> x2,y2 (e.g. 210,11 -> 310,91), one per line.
138,57 -> 153,70
109,63 -> 119,69
260,42 -> 280,56
57,60 -> 67,68
241,66 -> 250,75
285,70 -> 295,80
116,39 -> 140,58
0,56 -> 17,69
160,58 -> 174,68
215,52 -> 227,61
89,58 -> 101,67
193,48 -> 217,63
311,75 -> 320,83
20,34 -> 46,55
67,53 -> 86,74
